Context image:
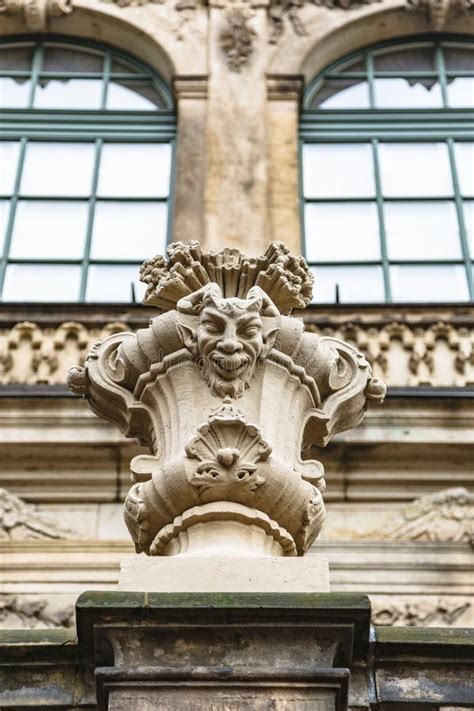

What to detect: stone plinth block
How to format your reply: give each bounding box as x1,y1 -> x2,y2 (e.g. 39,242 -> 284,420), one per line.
76,591 -> 372,711
118,554 -> 329,592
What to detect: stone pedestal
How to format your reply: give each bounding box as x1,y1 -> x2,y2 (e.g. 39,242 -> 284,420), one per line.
76,591 -> 371,711
118,555 -> 330,593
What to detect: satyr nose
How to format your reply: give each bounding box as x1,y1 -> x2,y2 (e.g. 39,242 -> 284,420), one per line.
218,329 -> 242,354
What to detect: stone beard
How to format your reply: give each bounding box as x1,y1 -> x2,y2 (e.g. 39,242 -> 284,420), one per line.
177,284 -> 278,399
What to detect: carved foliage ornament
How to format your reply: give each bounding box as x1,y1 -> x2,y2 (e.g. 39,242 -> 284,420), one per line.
0,0 -> 73,31
0,487 -> 76,541
406,0 -> 474,30
219,7 -> 256,72
69,241 -> 385,558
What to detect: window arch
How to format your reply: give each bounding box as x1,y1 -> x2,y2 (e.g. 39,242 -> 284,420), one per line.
0,36 -> 175,302
300,37 -> 474,304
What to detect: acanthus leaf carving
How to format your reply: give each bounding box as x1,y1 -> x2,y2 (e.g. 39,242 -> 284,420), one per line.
219,7 -> 257,72
372,597 -> 471,627
406,0 -> 474,29
0,595 -> 75,629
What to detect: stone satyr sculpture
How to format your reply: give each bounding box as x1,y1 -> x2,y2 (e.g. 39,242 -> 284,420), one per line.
68,242 -> 385,558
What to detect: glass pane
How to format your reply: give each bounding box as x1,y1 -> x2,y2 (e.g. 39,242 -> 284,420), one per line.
311,265 -> 385,303
373,45 -> 435,73
447,78 -> 474,108
0,142 -> 20,194
2,264 -> 81,302
86,264 -> 146,302
106,80 -> 164,110
374,78 -> 442,108
42,45 -> 104,74
21,143 -> 95,197
0,44 -> 34,71
97,144 -> 171,198
91,202 -> 167,260
443,44 -> 474,72
332,56 -> 366,73
455,143 -> 474,195
390,265 -> 469,302
34,78 -> 102,109
464,200 -> 474,257
305,202 -> 380,261
379,143 -> 453,197
9,201 -> 88,259
0,77 -> 31,108
111,57 -> 143,75
303,143 -> 375,198
312,79 -> 369,109
385,201 -> 461,260
0,200 -> 9,252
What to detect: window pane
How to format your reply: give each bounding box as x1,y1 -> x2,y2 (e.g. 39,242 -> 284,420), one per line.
0,77 -> 31,108
106,80 -> 164,110
311,265 -> 385,303
2,264 -> 81,301
385,202 -> 461,260
111,58 -> 143,75
379,143 -> 453,197
0,142 -> 20,194
9,201 -> 88,259
312,79 -> 369,109
0,44 -> 34,71
443,44 -> 474,72
464,200 -> 474,257
91,202 -> 167,260
374,78 -> 442,108
455,143 -> 474,195
97,144 -> 171,197
21,143 -> 95,196
390,265 -> 469,302
34,78 -> 102,109
42,45 -> 104,73
305,202 -> 380,261
0,200 -> 9,252
446,78 -> 474,108
86,264 -> 145,302
303,143 -> 375,198
373,45 -> 435,72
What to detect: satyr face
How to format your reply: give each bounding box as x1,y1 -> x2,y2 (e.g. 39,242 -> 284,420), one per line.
177,285 -> 279,398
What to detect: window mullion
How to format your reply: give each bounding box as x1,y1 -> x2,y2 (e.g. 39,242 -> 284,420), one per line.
0,137 -> 28,299
371,138 -> 391,302
28,42 -> 43,109
447,138 -> 473,300
79,138 -> 103,302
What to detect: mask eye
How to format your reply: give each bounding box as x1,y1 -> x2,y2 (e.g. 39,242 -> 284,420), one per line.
202,321 -> 221,334
241,326 -> 259,337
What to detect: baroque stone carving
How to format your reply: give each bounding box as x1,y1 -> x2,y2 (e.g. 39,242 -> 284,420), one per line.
69,241 -> 385,558
0,0 -> 73,31
0,488 -> 76,540
373,598 -> 471,627
219,7 -> 256,72
406,0 -> 474,29
0,595 -> 74,629
386,487 -> 474,545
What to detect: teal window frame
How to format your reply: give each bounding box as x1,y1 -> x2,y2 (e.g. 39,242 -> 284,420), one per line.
0,35 -> 177,303
299,35 -> 474,304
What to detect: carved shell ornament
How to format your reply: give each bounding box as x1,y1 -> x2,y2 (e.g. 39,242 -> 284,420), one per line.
68,241 -> 385,557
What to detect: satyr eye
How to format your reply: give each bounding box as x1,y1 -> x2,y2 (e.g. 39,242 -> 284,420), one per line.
202,321 -> 221,334
240,326 -> 259,337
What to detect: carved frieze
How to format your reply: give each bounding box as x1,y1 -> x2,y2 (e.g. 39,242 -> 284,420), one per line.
69,241 -> 384,559
373,597 -> 471,627
0,488 -> 79,541
0,595 -> 74,629
386,487 -> 474,545
0,0 -> 73,31
406,0 -> 474,29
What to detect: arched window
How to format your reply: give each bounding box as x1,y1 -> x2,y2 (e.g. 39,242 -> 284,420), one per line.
300,37 -> 474,304
0,37 -> 175,302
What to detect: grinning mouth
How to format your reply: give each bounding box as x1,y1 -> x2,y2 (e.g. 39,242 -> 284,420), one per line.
211,354 -> 250,379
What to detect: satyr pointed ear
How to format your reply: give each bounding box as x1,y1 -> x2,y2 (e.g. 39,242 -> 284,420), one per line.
261,327 -> 279,358
176,320 -> 198,355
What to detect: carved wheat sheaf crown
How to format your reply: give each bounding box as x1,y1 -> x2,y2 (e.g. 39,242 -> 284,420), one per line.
139,240 -> 314,314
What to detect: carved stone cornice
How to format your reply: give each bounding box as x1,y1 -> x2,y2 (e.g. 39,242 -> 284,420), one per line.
68,241 -> 384,560
406,0 -> 474,29
0,0 -> 73,31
